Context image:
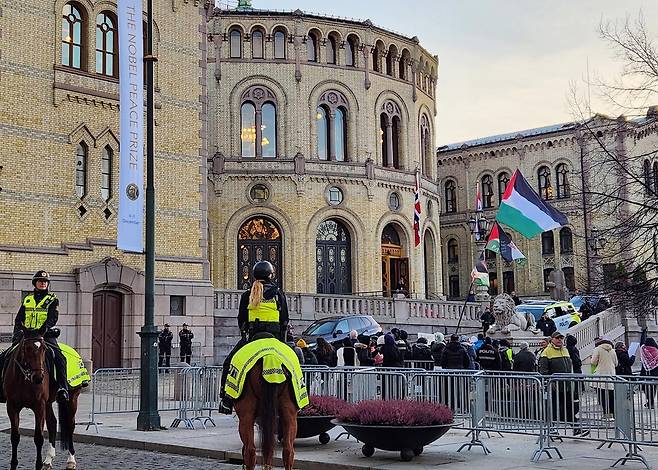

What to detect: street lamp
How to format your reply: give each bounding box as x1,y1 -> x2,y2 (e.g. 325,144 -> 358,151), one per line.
588,228 -> 607,256
468,206 -> 490,303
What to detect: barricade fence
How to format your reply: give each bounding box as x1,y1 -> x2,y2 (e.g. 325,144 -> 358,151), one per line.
87,366 -> 658,467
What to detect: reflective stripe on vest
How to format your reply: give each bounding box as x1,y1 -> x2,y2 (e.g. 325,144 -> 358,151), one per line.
247,299 -> 280,324
23,294 -> 55,330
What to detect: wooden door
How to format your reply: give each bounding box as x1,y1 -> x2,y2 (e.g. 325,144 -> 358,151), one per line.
92,291 -> 123,369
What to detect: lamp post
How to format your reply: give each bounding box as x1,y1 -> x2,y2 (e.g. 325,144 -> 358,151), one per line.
136,0 -> 161,431
587,228 -> 607,289
468,209 -> 490,303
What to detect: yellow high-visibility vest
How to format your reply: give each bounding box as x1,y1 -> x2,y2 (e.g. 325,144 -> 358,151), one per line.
247,299 -> 279,324
22,294 -> 56,330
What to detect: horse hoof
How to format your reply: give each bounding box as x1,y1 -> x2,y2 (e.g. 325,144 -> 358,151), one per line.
66,463 -> 76,470
41,464 -> 52,470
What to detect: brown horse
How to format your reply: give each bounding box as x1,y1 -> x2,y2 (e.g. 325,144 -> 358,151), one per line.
234,359 -> 298,470
3,331 -> 79,470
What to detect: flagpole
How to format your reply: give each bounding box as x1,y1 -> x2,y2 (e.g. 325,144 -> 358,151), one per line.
455,279 -> 476,334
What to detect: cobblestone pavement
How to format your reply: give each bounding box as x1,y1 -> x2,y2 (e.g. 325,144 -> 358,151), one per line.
0,438 -> 242,470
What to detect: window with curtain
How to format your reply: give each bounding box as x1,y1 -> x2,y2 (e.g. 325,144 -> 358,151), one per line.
498,172 -> 510,203
541,231 -> 555,255
75,142 -> 88,199
556,163 -> 570,198
230,29 -> 242,58
62,3 -> 85,69
482,175 -> 494,208
316,90 -> 349,161
447,239 -> 459,263
251,30 -> 264,59
326,35 -> 337,64
273,30 -> 286,59
538,166 -> 553,199
101,146 -> 112,201
307,32 -> 318,62
445,180 -> 457,213
559,227 -> 573,254
96,12 -> 117,77
240,86 -> 278,158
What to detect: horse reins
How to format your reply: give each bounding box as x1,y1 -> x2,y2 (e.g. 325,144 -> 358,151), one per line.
13,339 -> 45,383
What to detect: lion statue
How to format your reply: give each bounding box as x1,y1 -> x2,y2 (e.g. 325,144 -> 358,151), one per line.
487,293 -> 539,335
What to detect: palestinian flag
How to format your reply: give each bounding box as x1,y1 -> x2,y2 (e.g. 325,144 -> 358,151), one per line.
486,222 -> 527,265
470,251 -> 489,287
496,169 -> 568,239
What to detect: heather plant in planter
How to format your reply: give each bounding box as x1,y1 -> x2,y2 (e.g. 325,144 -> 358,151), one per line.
333,400 -> 455,461
295,396 -> 350,444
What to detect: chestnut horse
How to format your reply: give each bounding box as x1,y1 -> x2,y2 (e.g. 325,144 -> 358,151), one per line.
235,359 -> 298,470
3,331 -> 80,470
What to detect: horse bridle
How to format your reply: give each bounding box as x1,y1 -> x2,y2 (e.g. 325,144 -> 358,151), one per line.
13,338 -> 45,383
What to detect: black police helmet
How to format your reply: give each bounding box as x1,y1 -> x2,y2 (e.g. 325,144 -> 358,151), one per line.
253,261 -> 275,281
32,270 -> 51,287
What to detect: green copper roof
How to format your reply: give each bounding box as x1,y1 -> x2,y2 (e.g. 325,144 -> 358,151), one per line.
237,0 -> 253,9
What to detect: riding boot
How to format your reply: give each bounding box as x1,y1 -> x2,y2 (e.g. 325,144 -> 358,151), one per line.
52,348 -> 69,401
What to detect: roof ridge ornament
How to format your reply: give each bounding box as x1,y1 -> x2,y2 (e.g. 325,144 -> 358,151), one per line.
237,0 -> 253,10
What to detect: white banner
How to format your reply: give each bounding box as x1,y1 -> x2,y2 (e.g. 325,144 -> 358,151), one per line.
117,0 -> 144,252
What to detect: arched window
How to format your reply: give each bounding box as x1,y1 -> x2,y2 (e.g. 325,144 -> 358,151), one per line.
498,172 -> 510,203
326,34 -> 337,64
316,90 -> 349,161
62,3 -> 85,69
447,239 -> 459,263
556,163 -> 570,198
240,86 -> 277,158
644,159 -> 652,194
273,29 -> 286,59
559,227 -> 573,254
316,219 -> 352,294
229,28 -> 242,58
96,12 -> 117,77
541,231 -> 555,255
444,180 -> 457,213
538,165 -> 553,200
420,115 -> 431,177
653,162 -> 658,195
237,216 -> 283,289
307,31 -> 318,62
75,142 -> 88,199
380,100 -> 402,169
399,49 -> 410,80
386,46 -> 397,76
345,35 -> 358,67
251,29 -> 264,59
372,41 -> 384,72
101,145 -> 113,202
481,174 -> 494,208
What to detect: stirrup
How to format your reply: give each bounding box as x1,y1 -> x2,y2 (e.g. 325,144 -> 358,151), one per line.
57,388 -> 69,401
218,397 -> 233,415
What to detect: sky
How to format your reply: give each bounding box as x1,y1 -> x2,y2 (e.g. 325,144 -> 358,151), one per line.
217,0 -> 658,145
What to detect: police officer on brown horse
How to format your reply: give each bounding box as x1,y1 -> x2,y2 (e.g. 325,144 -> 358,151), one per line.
218,260 -> 289,414
0,271 -> 69,403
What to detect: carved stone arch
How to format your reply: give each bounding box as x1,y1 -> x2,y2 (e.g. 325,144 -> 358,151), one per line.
421,223 -> 440,297
94,1 -> 118,14
75,257 -> 144,294
241,85 -> 278,106
229,77 -> 288,157
95,127 -> 119,149
318,90 -> 349,110
69,123 -> 95,145
375,213 -> 413,254
225,22 -> 245,35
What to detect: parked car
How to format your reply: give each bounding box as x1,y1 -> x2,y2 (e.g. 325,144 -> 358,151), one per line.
299,315 -> 382,349
516,301 -> 581,332
570,294 -> 611,314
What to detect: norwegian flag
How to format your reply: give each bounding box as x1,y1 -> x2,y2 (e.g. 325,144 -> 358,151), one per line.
414,170 -> 422,247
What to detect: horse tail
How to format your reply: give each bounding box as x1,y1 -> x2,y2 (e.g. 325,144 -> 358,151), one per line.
57,397 -> 72,451
258,364 -> 278,462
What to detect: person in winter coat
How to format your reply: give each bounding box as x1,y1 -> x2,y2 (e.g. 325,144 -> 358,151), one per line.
431,332 -> 446,366
296,339 -> 318,365
411,337 -> 433,361
539,332 -> 577,429
396,330 -> 411,361
614,341 -> 635,376
536,312 -> 557,337
565,334 -> 583,374
477,337 -> 502,371
337,337 -> 360,367
591,337 -> 618,416
640,337 -> 658,408
179,323 -> 194,364
158,324 -> 174,369
480,307 -> 495,335
381,333 -> 403,368
460,335 -> 477,369
473,334 -> 485,352
499,339 -> 514,371
513,342 -> 537,372
440,334 -> 471,370
314,337 -> 336,367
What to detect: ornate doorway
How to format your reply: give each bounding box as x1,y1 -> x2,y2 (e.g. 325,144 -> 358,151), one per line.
92,291 -> 123,368
316,219 -> 352,294
381,224 -> 409,297
237,216 -> 283,289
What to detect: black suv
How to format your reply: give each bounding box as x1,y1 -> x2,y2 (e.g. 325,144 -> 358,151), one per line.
300,315 -> 382,349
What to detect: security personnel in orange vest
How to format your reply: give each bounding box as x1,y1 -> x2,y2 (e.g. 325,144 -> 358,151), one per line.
0,271 -> 69,403
218,261 -> 289,414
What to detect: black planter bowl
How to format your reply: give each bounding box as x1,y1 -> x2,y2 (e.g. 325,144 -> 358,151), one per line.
295,415 -> 336,444
331,420 -> 454,461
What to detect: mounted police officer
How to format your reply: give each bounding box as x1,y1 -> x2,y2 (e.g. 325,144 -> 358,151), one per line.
0,271 -> 69,403
218,261 -> 289,414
